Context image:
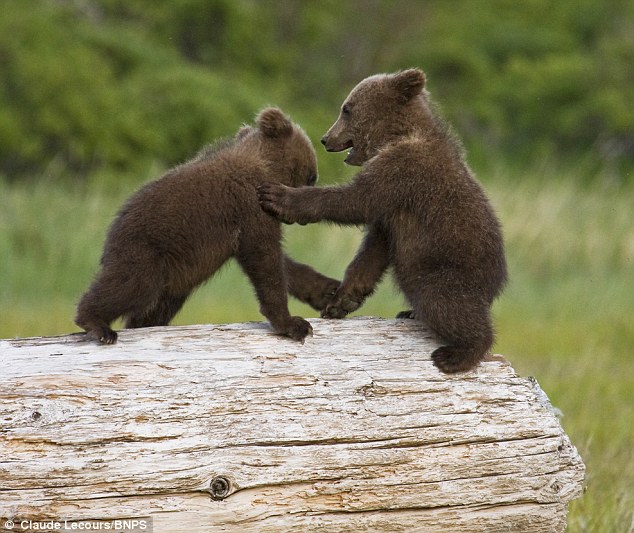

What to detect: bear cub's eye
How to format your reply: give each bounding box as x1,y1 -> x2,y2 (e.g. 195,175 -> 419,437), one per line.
341,104 -> 351,117
307,173 -> 317,186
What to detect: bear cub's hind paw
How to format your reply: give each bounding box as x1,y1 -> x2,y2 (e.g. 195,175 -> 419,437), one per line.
99,328 -> 118,344
431,346 -> 481,374
86,326 -> 117,345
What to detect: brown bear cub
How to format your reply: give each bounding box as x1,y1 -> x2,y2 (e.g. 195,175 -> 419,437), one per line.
76,107 -> 339,344
259,69 -> 507,373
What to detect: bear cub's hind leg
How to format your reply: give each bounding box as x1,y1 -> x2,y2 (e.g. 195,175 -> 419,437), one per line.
75,265 -> 163,344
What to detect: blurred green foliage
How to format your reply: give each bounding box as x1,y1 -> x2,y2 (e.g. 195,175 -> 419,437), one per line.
1,0 -> 633,181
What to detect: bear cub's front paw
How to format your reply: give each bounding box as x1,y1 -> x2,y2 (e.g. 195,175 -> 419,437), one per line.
321,291 -> 363,319
258,182 -> 298,224
280,316 -> 314,343
308,278 -> 340,311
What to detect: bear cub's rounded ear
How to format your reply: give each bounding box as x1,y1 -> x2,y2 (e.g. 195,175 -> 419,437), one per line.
256,107 -> 294,138
391,68 -> 426,101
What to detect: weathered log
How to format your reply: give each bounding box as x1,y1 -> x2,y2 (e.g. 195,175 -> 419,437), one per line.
0,317 -> 584,532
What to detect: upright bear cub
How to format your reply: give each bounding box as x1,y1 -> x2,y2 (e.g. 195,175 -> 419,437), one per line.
259,69 -> 508,373
76,107 -> 339,344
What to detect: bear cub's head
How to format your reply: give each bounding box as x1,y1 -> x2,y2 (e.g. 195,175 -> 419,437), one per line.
241,107 -> 318,188
321,68 -> 427,166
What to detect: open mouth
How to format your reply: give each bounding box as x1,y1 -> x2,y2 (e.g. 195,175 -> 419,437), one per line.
324,139 -> 360,165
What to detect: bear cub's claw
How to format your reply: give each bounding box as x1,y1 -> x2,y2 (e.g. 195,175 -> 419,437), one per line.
97,327 -> 118,344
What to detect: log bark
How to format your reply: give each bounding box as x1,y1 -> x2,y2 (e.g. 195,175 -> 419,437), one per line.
0,317 -> 584,532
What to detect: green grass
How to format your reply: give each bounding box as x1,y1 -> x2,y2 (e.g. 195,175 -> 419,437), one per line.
486,166 -> 634,532
1,164 -> 633,531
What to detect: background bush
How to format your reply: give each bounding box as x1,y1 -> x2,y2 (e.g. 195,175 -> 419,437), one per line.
1,0 -> 633,181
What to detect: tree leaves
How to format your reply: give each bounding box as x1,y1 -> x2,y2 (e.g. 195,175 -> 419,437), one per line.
1,0 -> 633,180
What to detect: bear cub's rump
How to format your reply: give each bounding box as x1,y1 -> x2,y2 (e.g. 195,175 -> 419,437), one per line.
259,69 -> 508,373
76,107 -> 339,344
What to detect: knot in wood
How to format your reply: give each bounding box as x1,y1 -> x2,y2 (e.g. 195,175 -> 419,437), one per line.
550,480 -> 564,493
209,476 -> 232,500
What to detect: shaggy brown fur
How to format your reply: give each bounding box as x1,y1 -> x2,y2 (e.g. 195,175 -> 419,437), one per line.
259,69 -> 507,373
76,107 -> 339,344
